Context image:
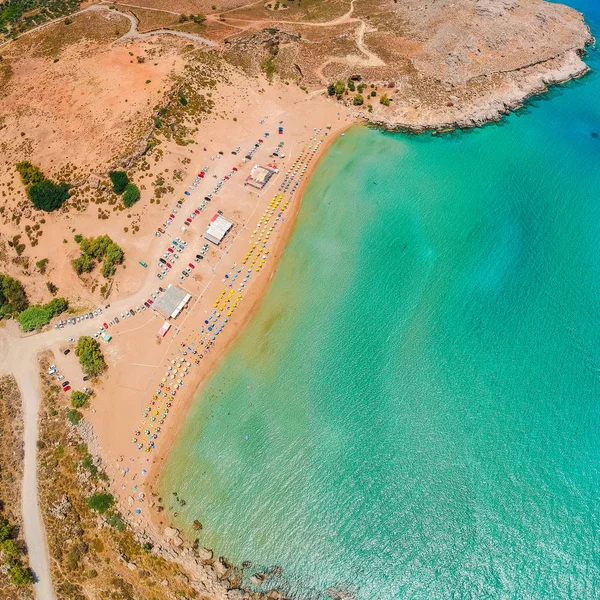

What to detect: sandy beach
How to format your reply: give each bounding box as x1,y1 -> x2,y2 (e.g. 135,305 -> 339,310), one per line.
56,84 -> 357,540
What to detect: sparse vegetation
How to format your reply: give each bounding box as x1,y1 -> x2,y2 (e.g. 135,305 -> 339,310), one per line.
353,93 -> 364,105
380,93 -> 390,106
87,493 -> 114,514
75,336 -> 106,376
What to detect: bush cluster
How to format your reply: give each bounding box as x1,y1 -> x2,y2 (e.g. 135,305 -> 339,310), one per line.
122,183 -> 140,208
108,171 -> 129,194
72,235 -> 124,278
0,517 -> 34,586
16,161 -> 70,212
75,336 -> 106,376
18,297 -> 68,331
0,274 -> 28,319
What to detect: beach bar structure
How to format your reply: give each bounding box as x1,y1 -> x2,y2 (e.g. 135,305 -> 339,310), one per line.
157,321 -> 171,337
153,285 -> 192,319
244,164 -> 278,190
204,214 -> 233,245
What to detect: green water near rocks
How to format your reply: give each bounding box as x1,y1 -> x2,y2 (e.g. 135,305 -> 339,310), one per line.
160,8 -> 600,597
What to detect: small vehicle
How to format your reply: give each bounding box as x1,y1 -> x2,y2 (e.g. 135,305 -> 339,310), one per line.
218,210 -> 223,215
186,218 -> 192,224
139,260 -> 148,268
194,209 -> 200,215
68,338 -> 74,343
184,191 -> 191,196
114,317 -> 119,324
63,349 -> 70,355
259,139 -> 264,143
83,387 -> 90,393
188,263 -> 195,269
61,381 -> 69,388
170,213 -> 175,219
159,258 -> 166,264
231,151 -> 237,155
147,298 -> 153,305
202,166 -> 208,173
57,374 -> 64,381
232,167 -> 238,172
158,227 -> 165,234
185,267 -> 191,273
83,376 -> 89,382
103,322 -> 108,329
165,262 -> 172,269
129,310 -> 135,317
63,386 -> 71,392
88,313 -> 93,319
144,301 -> 150,308
179,275 -> 185,280
167,248 -> 174,253
157,273 -> 163,279
155,232 -> 161,237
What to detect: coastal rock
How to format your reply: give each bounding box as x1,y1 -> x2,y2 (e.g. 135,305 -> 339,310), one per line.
198,547 -> 213,561
88,174 -> 101,189
213,560 -> 229,579
163,526 -> 179,539
172,535 -> 184,548
192,519 -> 203,531
250,572 -> 269,586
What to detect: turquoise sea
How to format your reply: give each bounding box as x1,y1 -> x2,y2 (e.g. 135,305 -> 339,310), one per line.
160,2 -> 600,597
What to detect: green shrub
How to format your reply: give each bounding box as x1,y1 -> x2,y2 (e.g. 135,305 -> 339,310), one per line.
109,171 -> 129,194
75,336 -> 106,376
36,258 -> 48,274
106,512 -> 126,531
87,493 -> 114,514
380,94 -> 390,106
0,274 -> 28,318
71,391 -> 89,409
0,517 -> 13,542
18,306 -> 50,331
0,538 -> 20,558
334,80 -> 345,99
122,183 -> 140,208
8,565 -> 34,585
82,454 -> 98,478
74,234 -> 83,243
28,179 -> 70,212
16,161 -> 44,186
67,409 -> 82,425
353,93 -> 364,106
72,235 -> 123,278
327,83 -> 335,96
45,297 -> 68,317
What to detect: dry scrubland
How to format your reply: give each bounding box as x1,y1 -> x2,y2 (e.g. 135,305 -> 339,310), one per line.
0,376 -> 33,600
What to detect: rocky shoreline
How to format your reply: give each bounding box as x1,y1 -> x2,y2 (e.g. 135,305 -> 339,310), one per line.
359,35 -> 595,134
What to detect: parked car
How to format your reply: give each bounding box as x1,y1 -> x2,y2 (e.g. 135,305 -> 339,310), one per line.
61,381 -> 69,388
188,263 -> 195,269
63,349 -> 70,355
184,191 -> 190,196
63,386 -> 71,392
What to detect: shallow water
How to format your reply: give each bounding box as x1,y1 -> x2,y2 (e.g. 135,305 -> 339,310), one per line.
160,3 -> 600,597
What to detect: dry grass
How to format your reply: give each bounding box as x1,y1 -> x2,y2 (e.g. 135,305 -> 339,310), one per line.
115,4 -> 181,32
10,10 -> 131,59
